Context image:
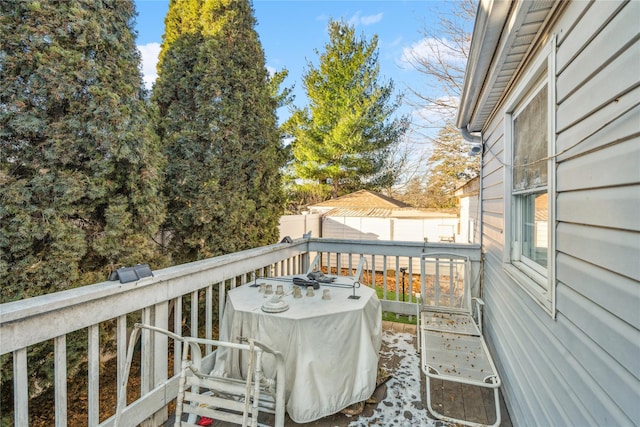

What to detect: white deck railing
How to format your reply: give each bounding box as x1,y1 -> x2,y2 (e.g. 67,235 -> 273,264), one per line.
0,237 -> 480,426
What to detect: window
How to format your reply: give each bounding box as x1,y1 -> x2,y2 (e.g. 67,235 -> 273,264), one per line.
513,83 -> 549,276
504,37 -> 556,315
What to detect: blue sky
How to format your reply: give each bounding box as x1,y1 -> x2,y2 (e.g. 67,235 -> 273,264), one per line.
133,0 -> 464,127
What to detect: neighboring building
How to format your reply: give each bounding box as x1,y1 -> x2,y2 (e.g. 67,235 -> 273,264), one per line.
307,189 -> 410,214
308,190 -> 462,243
457,1 -> 639,426
455,176 -> 480,244
322,207 -> 459,243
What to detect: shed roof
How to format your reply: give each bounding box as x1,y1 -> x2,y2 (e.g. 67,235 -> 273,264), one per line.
325,207 -> 458,219
310,190 -> 411,209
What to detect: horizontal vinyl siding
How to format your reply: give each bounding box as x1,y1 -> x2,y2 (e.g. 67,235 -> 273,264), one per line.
557,253 -> 640,329
556,185 -> 640,230
480,1 -> 640,426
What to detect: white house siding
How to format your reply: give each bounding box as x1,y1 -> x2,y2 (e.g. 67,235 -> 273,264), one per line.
480,2 -> 640,426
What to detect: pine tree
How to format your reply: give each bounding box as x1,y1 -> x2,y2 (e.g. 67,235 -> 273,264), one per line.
285,19 -> 408,198
0,0 -> 166,416
153,0 -> 284,263
0,0 -> 165,301
424,123 -> 479,208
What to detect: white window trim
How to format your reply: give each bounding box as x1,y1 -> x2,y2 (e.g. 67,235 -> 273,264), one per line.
503,35 -> 557,318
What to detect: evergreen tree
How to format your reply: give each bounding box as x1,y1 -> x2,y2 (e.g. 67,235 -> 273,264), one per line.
153,0 -> 284,263
0,0 -> 166,417
285,20 -> 408,198
424,123 -> 479,208
0,0 -> 165,302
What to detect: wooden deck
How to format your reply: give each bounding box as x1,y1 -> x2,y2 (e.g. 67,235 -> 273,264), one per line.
168,321 -> 512,426
380,321 -> 512,427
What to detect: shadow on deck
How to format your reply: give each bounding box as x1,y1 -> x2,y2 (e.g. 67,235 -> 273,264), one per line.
168,321 -> 512,426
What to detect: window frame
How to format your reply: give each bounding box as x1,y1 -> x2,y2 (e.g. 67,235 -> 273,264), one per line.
503,36 -> 557,317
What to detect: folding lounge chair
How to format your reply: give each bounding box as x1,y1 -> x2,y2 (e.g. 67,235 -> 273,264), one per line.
417,253 -> 501,427
114,324 -> 285,427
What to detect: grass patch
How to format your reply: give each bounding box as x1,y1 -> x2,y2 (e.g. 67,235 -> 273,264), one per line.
374,286 -> 418,325
374,286 -> 419,303
381,311 -> 417,325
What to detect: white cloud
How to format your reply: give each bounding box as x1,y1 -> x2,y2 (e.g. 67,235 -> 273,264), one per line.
399,37 -> 466,68
137,42 -> 161,90
347,11 -> 383,27
360,12 -> 383,26
266,65 -> 276,77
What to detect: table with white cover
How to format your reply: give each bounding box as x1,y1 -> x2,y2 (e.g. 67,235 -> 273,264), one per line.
216,275 -> 382,423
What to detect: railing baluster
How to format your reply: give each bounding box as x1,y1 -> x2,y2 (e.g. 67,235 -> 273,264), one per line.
450,259 -> 455,307
206,285 -> 213,354
116,315 -> 127,405
152,302 -> 169,425
382,256 -> 387,298
408,257 -> 413,300
13,347 -> 28,425
190,291 -> 198,338
218,283 -> 225,340
394,257 -> 400,304
174,297 -> 183,375
54,334 -> 67,427
420,255 -> 426,307
370,254 -> 376,288
407,257 -> 414,320
88,324 -> 100,426
142,307 -> 152,395
435,259 -> 441,307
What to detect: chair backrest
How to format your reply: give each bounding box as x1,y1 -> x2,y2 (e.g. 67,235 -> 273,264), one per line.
176,337 -> 262,427
114,324 -> 286,427
420,253 -> 472,314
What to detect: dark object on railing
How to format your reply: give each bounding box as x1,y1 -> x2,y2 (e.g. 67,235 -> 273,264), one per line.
109,264 -> 153,283
280,236 -> 293,243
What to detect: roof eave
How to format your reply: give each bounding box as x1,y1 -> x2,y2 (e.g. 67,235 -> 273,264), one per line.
456,0 -> 513,134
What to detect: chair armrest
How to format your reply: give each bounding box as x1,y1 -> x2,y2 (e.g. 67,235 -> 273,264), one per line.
472,298 -> 484,334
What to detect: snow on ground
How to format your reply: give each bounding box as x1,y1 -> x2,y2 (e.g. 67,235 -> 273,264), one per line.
349,330 -> 439,427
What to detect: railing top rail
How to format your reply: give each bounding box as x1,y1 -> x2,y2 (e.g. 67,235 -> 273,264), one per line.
308,238 -> 481,261
1,239 -> 309,324
1,239 -> 309,354
1,237 -> 481,354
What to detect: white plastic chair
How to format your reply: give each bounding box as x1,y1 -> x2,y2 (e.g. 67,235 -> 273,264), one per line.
417,253 -> 501,427
114,323 -> 285,427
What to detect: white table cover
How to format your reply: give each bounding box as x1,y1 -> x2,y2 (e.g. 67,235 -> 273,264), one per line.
217,275 -> 382,423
